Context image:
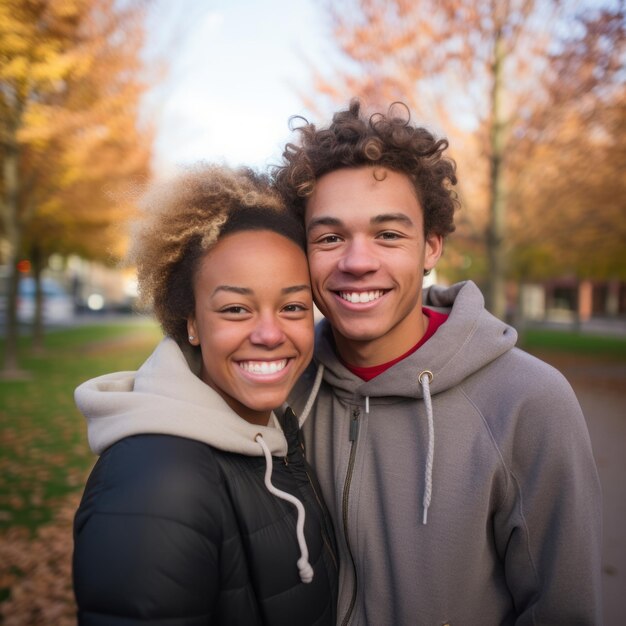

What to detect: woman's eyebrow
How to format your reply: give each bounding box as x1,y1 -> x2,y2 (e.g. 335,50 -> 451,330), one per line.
211,285 -> 253,296
212,285 -> 310,296
282,284 -> 311,295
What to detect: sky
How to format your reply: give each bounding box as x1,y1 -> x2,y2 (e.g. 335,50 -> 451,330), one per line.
143,0 -> 336,176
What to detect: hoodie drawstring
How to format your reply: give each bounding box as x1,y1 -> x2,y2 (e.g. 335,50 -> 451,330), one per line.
419,370 -> 434,525
298,363 -> 435,525
366,373 -> 434,525
255,434 -> 314,584
299,364 -> 324,426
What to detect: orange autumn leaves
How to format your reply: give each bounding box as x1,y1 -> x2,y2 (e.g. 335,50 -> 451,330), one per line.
0,0 -> 153,263
308,0 -> 626,302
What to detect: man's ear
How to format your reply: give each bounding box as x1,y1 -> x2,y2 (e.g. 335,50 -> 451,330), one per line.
424,233 -> 443,272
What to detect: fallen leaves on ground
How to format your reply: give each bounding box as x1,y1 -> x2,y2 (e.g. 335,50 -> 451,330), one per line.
0,493 -> 80,626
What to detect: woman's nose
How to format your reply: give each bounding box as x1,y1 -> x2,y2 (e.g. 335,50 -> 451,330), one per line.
249,315 -> 286,348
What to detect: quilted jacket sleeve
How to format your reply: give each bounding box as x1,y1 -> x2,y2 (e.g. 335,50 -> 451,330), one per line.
73,435 -> 230,625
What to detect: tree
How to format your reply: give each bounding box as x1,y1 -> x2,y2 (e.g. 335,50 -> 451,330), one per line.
508,6 -> 626,281
1,0 -> 153,373
306,0 -> 624,318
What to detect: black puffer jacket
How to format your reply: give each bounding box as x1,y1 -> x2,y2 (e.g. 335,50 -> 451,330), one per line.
72,339 -> 337,625
73,409 -> 337,625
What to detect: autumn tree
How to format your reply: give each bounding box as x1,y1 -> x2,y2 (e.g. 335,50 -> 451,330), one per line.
306,0 -> 624,318
508,7 -> 626,282
0,0 -> 153,373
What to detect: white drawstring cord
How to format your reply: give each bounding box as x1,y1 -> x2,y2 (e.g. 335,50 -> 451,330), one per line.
419,370 -> 434,525
255,434 -> 314,583
299,364 -> 325,426
299,363 -> 435,525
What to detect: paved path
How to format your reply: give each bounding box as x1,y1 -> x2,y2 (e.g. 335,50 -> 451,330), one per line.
577,387 -> 626,626
542,353 -> 626,626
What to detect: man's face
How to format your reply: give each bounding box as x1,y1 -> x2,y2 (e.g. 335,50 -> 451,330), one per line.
305,166 -> 442,366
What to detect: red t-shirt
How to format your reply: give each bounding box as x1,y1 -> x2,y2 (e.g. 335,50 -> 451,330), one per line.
341,307 -> 448,381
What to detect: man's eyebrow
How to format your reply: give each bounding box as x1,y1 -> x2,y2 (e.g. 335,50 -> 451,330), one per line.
306,216 -> 344,233
370,213 -> 415,226
307,213 -> 415,233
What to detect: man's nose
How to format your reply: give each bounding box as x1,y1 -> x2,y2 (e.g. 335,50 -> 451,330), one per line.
249,315 -> 286,348
337,238 -> 381,275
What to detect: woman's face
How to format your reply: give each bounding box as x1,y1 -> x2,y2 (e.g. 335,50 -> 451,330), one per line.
188,230 -> 313,425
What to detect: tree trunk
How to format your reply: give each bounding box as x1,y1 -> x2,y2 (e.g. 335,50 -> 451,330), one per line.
486,28 -> 508,320
1,85 -> 30,377
31,244 -> 45,354
2,146 -> 24,376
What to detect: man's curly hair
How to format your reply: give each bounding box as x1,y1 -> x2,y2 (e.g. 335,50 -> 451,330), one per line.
128,163 -> 305,346
273,99 -> 459,238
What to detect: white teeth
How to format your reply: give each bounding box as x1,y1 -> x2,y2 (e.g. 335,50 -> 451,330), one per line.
239,359 -> 287,374
339,290 -> 384,303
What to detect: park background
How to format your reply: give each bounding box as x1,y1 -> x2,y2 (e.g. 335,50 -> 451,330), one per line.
1,0 -> 625,624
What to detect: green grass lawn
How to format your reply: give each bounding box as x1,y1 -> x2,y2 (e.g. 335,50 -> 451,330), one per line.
0,318 -> 163,533
520,327 -> 626,360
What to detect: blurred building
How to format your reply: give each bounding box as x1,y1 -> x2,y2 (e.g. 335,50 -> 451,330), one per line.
513,278 -> 626,330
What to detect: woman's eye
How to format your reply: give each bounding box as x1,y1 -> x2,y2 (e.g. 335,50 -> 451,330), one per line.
221,306 -> 247,315
283,303 -> 308,313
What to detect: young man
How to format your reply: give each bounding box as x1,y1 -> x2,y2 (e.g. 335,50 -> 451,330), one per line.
273,100 -> 602,625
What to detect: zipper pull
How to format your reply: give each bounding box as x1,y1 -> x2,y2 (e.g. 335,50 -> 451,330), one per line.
349,407 -> 360,441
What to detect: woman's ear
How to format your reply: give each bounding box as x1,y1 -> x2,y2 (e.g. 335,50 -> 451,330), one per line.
187,318 -> 199,345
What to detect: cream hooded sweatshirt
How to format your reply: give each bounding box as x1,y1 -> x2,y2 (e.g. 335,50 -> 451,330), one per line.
75,337 -> 288,457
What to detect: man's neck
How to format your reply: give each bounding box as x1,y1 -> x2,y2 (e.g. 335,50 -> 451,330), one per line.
333,310 -> 430,368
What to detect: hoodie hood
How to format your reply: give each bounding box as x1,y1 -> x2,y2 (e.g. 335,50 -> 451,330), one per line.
313,281 -> 517,400
75,336 -> 289,457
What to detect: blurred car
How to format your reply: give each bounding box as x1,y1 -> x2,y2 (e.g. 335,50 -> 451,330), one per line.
16,276 -> 74,324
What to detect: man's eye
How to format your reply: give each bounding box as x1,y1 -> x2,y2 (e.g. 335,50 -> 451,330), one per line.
379,231 -> 401,240
318,234 -> 341,244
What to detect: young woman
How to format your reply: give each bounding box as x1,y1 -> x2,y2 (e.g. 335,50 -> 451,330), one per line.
72,165 -> 338,625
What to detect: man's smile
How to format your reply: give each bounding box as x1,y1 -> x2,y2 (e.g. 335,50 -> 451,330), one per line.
337,289 -> 388,304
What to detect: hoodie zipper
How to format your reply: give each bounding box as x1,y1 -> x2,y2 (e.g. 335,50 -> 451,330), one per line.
302,461 -> 339,572
340,406 -> 361,626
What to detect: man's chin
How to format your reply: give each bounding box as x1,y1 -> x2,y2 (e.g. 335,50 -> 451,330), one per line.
330,321 -> 385,344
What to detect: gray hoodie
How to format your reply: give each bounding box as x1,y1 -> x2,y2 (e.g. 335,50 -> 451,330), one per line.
289,280 -> 602,626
